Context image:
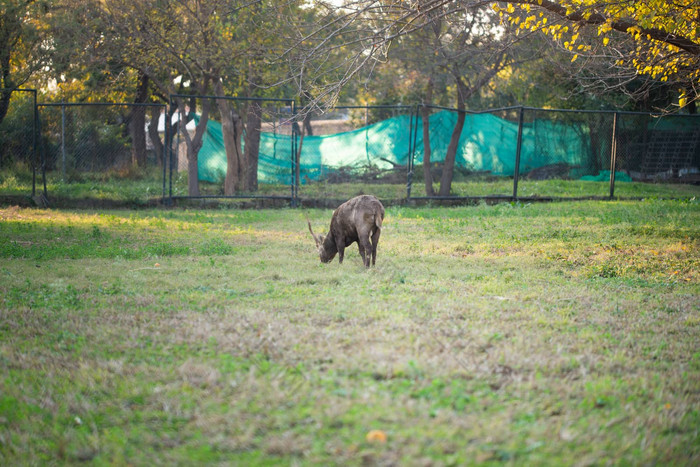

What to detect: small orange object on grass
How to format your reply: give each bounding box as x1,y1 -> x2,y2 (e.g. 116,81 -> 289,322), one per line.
366,429 -> 387,443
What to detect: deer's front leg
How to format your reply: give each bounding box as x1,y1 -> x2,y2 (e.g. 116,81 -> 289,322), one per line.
336,239 -> 346,264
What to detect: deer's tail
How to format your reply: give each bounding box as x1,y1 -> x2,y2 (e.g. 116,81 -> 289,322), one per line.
374,213 -> 383,231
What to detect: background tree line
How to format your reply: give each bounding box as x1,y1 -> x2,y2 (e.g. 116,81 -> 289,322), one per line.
2,0 -> 698,196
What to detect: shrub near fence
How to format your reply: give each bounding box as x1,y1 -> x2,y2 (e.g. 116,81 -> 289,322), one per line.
0,89 -> 40,199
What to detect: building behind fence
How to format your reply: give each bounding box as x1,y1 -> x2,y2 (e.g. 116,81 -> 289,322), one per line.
1,89 -> 699,206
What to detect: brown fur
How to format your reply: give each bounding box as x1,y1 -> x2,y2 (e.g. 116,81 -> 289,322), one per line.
308,195 -> 385,267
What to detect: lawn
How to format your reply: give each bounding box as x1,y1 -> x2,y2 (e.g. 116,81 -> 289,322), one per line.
1,200 -> 699,464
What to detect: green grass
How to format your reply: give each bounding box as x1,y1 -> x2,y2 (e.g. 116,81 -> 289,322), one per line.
2,168 -> 698,204
1,200 -> 699,464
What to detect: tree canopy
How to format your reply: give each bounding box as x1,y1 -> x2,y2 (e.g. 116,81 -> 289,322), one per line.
492,0 -> 700,109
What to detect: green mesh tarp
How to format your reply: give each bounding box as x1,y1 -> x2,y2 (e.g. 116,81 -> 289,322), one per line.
192,110 -> 597,184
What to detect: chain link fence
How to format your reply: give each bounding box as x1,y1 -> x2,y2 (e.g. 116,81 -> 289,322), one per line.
515,108 -> 614,199
411,106 -> 699,202
411,106 -> 520,199
295,105 -> 415,203
613,112 -> 700,198
2,92 -> 699,207
38,103 -> 167,205
166,95 -> 296,205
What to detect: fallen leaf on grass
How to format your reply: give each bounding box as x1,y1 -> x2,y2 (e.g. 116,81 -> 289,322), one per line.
366,430 -> 387,443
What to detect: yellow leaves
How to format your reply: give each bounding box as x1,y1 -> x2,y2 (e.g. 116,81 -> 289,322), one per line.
494,0 -> 698,93
626,25 -> 642,39
497,65 -> 513,80
598,21 -> 613,36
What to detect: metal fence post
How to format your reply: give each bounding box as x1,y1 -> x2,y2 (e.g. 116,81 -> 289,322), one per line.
162,107 -> 168,204
30,89 -> 37,197
512,106 -> 525,200
291,100 -> 298,208
61,103 -> 66,183
609,112 -> 618,199
406,106 -> 416,200
172,100 -> 177,201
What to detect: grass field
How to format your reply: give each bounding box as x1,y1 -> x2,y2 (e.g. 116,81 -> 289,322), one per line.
1,200 -> 699,465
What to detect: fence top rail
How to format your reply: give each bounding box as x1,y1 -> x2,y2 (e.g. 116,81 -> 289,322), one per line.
331,104 -> 415,110
25,96 -> 700,119
0,87 -> 37,94
170,94 -> 295,105
420,104 -> 523,115
420,103 -> 700,118
37,102 -> 166,108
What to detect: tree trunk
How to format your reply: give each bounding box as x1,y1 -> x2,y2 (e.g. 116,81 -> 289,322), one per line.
129,73 -> 149,168
214,81 -> 245,195
224,111 -> 244,194
0,88 -> 10,129
438,79 -> 467,196
0,33 -> 14,127
178,94 -> 210,197
148,106 -> 164,167
295,93 -> 313,188
422,78 -> 435,196
244,102 -> 262,191
295,111 -> 313,188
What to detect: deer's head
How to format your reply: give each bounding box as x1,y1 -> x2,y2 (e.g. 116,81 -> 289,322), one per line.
308,220 -> 336,263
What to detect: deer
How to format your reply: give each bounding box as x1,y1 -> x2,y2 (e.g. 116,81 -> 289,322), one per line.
307,195 -> 385,268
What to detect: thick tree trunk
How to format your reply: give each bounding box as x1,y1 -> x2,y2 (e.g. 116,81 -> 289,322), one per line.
422,78 -> 435,196
0,37 -> 14,127
178,94 -> 210,197
295,112 -> 313,188
186,141 -> 200,196
0,88 -> 10,129
295,93 -> 313,188
215,81 -> 245,195
244,102 -> 262,191
148,106 -> 164,167
438,79 -> 467,196
129,73 -> 149,168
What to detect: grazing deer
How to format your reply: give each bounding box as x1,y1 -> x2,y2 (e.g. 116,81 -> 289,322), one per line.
307,195 -> 385,268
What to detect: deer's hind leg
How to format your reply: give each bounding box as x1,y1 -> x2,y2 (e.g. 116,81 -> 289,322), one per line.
370,227 -> 381,266
358,233 -> 372,268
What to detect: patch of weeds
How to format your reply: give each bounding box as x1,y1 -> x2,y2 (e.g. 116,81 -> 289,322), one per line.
198,237 -> 235,256
145,242 -> 190,257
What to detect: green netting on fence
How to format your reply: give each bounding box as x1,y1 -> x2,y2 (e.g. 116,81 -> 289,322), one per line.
190,110 -> 698,184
